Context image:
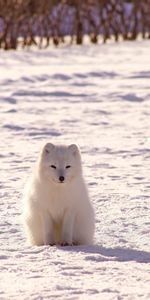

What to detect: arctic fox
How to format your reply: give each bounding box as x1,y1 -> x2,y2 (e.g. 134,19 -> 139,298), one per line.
23,143 -> 95,246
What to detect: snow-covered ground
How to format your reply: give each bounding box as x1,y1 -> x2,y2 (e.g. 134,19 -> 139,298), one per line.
0,40 -> 150,300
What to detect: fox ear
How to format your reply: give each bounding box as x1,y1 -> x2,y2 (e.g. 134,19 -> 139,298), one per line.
44,143 -> 55,154
68,144 -> 79,156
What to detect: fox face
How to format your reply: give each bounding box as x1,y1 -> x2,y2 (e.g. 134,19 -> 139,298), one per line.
40,143 -> 82,184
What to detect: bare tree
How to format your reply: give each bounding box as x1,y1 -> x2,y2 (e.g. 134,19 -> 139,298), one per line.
0,0 -> 149,49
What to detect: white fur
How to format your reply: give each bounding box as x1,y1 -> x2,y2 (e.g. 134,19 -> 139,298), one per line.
22,143 -> 95,246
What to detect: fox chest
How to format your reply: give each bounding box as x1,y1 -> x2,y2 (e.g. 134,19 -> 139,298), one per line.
46,192 -> 70,222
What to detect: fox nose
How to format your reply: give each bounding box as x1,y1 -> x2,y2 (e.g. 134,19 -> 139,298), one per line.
59,176 -> 65,182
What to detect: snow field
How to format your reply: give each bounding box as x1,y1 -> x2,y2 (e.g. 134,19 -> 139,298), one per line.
0,40 -> 150,299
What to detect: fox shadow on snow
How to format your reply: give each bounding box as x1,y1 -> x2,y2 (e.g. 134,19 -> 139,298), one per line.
59,245 -> 150,264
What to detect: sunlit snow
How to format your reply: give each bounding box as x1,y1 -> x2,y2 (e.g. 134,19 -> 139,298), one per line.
0,40 -> 150,300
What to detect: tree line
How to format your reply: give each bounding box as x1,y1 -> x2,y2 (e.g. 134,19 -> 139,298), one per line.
0,0 -> 149,50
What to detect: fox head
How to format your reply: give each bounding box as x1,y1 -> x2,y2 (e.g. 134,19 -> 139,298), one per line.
39,143 -> 82,184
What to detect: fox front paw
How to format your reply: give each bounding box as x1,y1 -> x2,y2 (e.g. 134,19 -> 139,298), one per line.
60,242 -> 73,247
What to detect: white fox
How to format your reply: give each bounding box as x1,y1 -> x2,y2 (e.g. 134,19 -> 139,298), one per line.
22,143 -> 95,246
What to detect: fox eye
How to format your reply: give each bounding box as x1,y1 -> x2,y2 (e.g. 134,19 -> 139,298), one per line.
66,165 -> 71,169
50,165 -> 56,169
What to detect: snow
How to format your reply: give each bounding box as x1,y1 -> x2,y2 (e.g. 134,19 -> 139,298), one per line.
0,40 -> 150,300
